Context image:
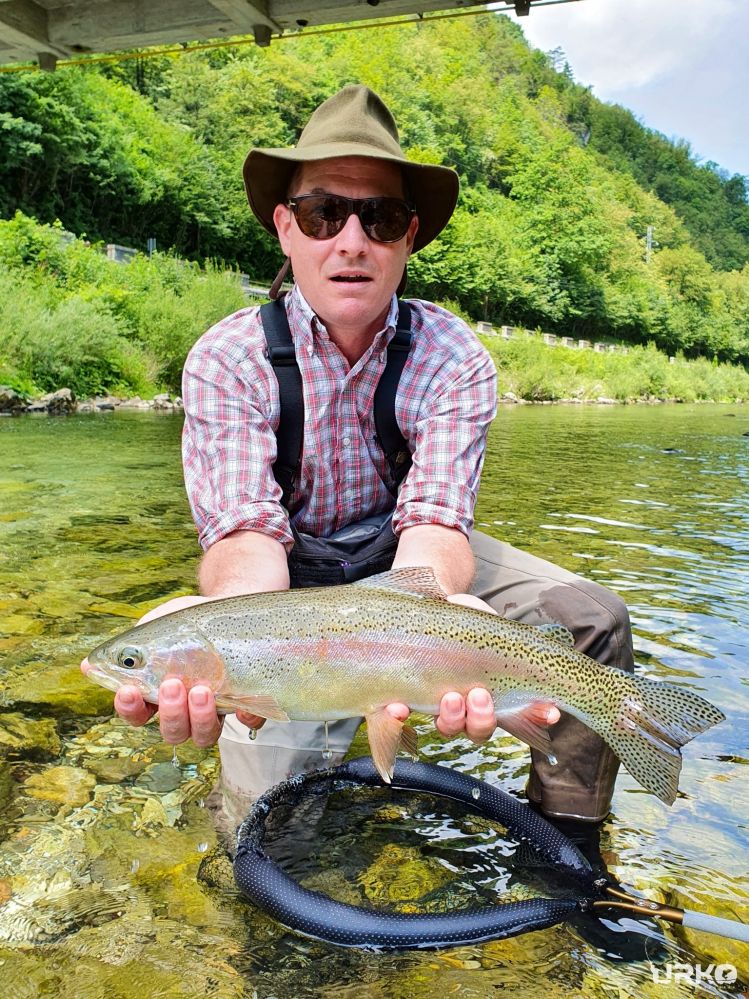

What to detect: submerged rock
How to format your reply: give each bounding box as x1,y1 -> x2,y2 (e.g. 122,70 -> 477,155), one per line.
24,765 -> 96,807
359,843 -> 453,909
2,662 -> 114,717
0,713 -> 61,760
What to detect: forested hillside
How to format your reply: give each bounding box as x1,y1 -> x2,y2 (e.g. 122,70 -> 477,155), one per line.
1,12 -> 748,365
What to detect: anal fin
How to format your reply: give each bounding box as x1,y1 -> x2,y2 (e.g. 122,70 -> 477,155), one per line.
399,723 -> 419,760
496,706 -> 557,765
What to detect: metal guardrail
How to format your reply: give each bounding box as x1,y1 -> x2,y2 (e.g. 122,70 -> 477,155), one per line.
475,323 -> 630,354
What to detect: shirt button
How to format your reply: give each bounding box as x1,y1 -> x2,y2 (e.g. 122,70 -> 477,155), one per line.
342,436 -> 351,447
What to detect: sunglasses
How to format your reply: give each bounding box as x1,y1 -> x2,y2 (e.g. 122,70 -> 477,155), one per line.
287,194 -> 415,243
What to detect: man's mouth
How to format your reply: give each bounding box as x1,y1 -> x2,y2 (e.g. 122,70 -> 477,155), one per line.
330,274 -> 372,283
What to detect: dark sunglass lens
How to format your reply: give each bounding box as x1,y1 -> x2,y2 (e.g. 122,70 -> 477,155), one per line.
361,199 -> 410,242
296,196 -> 348,239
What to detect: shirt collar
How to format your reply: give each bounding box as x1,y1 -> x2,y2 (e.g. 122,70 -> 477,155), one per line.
286,284 -> 400,358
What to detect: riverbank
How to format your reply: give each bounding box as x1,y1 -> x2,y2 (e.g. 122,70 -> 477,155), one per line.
5,330 -> 749,414
0,387 -> 184,416
481,334 -> 749,404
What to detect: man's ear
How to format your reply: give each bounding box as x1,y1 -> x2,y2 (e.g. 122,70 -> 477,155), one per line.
273,203 -> 293,256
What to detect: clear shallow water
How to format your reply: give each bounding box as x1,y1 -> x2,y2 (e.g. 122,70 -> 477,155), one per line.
0,405 -> 747,998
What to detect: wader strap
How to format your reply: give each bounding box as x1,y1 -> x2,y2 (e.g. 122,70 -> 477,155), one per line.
374,301 -> 412,492
260,298 -> 413,508
260,298 -> 303,510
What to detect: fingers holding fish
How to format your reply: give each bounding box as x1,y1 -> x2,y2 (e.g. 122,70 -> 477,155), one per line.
524,702 -> 561,727
114,684 -> 158,726
464,687 -> 499,743
158,679 -> 223,747
187,685 -> 224,747
435,687 -> 497,743
435,688 -> 499,742
158,678 -> 191,743
434,691 -> 467,739
385,703 -> 410,722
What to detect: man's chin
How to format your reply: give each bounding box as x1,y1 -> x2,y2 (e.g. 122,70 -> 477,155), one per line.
313,291 -> 390,335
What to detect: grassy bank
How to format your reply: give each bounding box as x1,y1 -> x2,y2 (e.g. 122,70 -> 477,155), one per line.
482,332 -> 749,404
2,214 -> 748,404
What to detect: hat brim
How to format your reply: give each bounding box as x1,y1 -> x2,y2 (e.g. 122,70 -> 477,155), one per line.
244,145 -> 458,253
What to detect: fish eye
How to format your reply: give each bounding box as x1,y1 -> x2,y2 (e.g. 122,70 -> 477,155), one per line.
117,646 -> 144,670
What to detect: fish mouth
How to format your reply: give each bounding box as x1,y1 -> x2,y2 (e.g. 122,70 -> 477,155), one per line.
87,667 -> 153,700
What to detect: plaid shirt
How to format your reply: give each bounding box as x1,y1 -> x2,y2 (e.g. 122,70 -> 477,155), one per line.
182,285 -> 497,550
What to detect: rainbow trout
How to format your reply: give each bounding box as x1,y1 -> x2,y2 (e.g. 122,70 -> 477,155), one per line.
86,567 -> 724,804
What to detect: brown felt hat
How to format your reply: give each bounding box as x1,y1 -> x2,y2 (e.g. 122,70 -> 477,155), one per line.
243,84 -> 459,253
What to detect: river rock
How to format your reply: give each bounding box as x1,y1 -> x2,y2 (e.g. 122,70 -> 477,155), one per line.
0,387 -> 25,414
359,843 -> 453,909
117,396 -> 152,409
26,388 -> 76,415
152,393 -> 173,410
0,713 -> 61,760
1,661 -> 113,716
24,765 -> 96,807
197,846 -> 236,891
95,396 -> 118,410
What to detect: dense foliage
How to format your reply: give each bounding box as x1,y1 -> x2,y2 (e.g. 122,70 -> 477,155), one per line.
0,12 -> 748,376
0,213 -> 247,396
2,212 -> 747,403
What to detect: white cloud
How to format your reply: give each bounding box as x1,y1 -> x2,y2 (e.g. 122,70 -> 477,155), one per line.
491,0 -> 749,175
502,0 -> 735,95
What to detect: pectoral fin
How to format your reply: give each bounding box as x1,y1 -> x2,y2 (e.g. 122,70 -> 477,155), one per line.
366,711 -> 418,782
214,693 -> 290,722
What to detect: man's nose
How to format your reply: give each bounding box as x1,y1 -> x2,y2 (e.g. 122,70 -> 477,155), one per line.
335,210 -> 369,254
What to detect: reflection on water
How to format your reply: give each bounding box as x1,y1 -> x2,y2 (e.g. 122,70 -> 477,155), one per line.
0,406 -> 747,997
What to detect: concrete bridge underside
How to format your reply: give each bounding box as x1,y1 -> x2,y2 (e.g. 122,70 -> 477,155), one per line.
0,0 -> 578,69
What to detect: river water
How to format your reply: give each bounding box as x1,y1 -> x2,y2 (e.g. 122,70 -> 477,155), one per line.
0,404 -> 747,998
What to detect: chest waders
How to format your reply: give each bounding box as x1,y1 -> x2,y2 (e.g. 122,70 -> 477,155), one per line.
260,298 -> 413,587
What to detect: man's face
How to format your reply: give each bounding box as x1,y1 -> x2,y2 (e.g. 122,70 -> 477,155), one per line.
273,157 -> 418,341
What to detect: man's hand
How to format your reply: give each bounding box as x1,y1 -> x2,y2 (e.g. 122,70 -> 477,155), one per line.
81,594 -> 223,748
386,591 -> 561,742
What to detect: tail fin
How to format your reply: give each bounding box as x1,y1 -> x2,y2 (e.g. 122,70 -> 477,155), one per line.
607,676 -> 725,805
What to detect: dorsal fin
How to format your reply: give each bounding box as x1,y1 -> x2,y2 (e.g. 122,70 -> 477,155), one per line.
353,567 -> 447,601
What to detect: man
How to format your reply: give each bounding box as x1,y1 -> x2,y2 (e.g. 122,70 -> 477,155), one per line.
93,85 -> 634,830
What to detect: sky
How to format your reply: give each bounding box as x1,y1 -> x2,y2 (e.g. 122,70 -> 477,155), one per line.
501,0 -> 749,178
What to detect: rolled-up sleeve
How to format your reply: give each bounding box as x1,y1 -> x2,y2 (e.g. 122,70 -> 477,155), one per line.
393,339 -> 497,538
182,338 -> 293,551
